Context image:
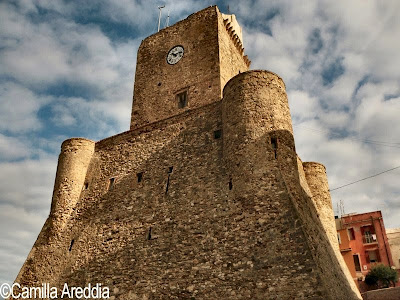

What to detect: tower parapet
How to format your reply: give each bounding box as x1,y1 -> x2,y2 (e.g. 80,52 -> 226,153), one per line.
221,70 -> 329,297
303,162 -> 338,247
221,70 -> 361,299
50,138 -> 95,232
221,13 -> 251,67
302,161 -> 361,297
222,70 -> 293,191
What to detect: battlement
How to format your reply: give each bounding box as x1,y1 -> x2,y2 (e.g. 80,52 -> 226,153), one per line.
222,14 -> 251,67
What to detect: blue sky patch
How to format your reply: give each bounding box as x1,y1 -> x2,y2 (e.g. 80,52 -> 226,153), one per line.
43,81 -> 99,99
321,57 -> 345,86
308,28 -> 323,54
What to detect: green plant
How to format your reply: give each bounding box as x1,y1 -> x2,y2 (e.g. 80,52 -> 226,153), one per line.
365,264 -> 398,289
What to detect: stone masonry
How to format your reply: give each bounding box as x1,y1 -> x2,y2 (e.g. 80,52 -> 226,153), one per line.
14,6 -> 362,300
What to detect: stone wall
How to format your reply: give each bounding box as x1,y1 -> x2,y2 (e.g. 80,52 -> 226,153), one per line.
222,70 -> 325,298
15,71 -> 362,299
303,161 -> 361,296
362,287 -> 400,300
222,70 -> 361,299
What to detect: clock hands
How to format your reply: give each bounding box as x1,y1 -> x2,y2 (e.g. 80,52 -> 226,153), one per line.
167,46 -> 184,65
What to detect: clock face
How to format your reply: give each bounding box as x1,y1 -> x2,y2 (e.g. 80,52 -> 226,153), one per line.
167,45 -> 184,65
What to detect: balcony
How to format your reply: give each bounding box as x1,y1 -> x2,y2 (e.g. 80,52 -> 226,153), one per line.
363,234 -> 377,244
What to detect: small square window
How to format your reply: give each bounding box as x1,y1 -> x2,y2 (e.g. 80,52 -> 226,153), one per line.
367,250 -> 379,263
137,172 -> 143,183
108,178 -> 115,191
69,239 -> 74,252
177,91 -> 188,108
214,129 -> 222,139
271,137 -> 278,149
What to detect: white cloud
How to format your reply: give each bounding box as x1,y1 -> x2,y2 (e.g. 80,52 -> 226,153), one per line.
0,1 -> 139,137
0,157 -> 56,211
0,82 -> 48,133
0,134 -> 31,160
99,0 -> 212,29
0,2 -> 137,96
0,204 -> 47,284
288,90 -> 318,123
0,155 -> 57,283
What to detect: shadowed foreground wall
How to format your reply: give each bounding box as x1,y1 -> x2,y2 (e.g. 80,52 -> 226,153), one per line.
14,6 -> 361,300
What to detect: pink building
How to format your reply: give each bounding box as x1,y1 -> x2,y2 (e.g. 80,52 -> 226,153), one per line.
337,211 -> 394,279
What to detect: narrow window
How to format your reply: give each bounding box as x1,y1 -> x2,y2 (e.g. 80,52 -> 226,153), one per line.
147,227 -> 152,240
229,178 -> 233,190
83,182 -> 89,190
166,167 -> 173,194
108,177 -> 115,191
348,228 -> 355,240
166,175 -> 171,194
137,172 -> 143,183
69,239 -> 75,252
271,137 -> 278,159
177,91 -> 188,108
271,137 -> 278,149
214,129 -> 222,139
353,254 -> 361,271
337,233 -> 341,244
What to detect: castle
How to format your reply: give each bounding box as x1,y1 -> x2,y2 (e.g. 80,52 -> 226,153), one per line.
14,6 -> 362,299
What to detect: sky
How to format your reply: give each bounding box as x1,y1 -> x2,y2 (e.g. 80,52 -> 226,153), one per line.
0,0 -> 399,286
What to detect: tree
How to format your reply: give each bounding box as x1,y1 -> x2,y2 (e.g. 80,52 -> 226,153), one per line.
365,264 -> 398,289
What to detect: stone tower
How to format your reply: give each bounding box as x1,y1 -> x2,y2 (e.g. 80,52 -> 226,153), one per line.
130,7 -> 250,129
13,6 -> 361,300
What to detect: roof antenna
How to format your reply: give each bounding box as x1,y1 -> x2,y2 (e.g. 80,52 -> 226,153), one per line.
165,10 -> 170,28
157,5 -> 165,32
340,199 -> 345,216
227,5 -> 230,14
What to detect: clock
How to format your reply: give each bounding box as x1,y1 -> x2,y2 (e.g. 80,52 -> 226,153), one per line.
167,45 -> 184,65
